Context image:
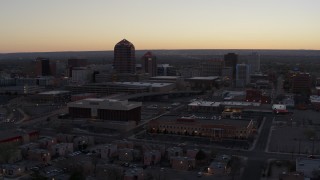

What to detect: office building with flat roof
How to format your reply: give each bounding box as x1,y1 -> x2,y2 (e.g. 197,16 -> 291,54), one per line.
224,53 -> 238,79
68,98 -> 142,123
236,64 -> 250,88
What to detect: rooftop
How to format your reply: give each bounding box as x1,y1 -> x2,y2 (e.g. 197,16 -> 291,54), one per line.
150,76 -> 181,80
68,98 -> 142,110
188,100 -> 261,107
187,76 -> 219,81
115,39 -> 134,47
38,90 -> 70,95
113,82 -> 173,88
155,116 -> 252,128
310,95 -> 320,103
0,129 -> 38,143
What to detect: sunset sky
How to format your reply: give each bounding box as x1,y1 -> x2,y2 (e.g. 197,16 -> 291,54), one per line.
1,0 -> 320,53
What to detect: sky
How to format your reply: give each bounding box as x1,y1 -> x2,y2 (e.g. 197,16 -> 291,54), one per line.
0,0 -> 320,53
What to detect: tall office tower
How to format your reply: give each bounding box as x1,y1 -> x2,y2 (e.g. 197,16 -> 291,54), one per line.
141,51 -> 157,77
224,53 -> 238,78
247,52 -> 260,74
35,57 -> 51,76
200,59 -> 224,76
67,58 -> 87,77
113,39 -> 136,74
236,64 -> 250,88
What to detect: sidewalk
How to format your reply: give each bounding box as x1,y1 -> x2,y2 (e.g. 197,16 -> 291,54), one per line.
264,117 -> 275,152
249,117 -> 266,151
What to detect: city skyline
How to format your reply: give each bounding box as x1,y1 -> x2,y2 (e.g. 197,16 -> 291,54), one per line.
1,0 -> 320,53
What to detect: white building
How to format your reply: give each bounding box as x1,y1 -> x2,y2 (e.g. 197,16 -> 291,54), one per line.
236,64 -> 250,88
71,67 -> 93,84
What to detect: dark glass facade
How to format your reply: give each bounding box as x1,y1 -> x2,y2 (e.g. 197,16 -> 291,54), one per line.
113,39 -> 136,74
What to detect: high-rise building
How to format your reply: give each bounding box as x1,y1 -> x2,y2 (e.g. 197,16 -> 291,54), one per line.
224,53 -> 238,78
141,51 -> 157,77
113,39 -> 136,74
200,59 -> 224,76
35,57 -> 51,76
236,64 -> 250,88
247,52 -> 260,74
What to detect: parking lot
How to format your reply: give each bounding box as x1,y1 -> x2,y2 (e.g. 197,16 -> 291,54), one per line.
268,110 -> 320,154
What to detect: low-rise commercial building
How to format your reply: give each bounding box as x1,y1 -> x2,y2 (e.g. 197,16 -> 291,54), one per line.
245,89 -> 271,104
89,144 -> 118,159
0,130 -> 39,145
71,93 -> 96,102
144,150 -> 161,166
114,140 -> 134,149
51,143 -> 73,157
0,86 -> 43,95
167,147 -> 183,159
66,83 -> 149,96
148,116 -> 255,139
27,149 -> 51,163
188,100 -> 261,113
68,98 -> 142,124
37,137 -> 57,150
32,90 -> 71,103
208,161 -> 227,175
113,82 -> 175,92
1,164 -> 25,178
118,148 -> 140,162
186,76 -> 220,90
171,156 -> 196,171
186,149 -> 199,159
124,168 -> 144,180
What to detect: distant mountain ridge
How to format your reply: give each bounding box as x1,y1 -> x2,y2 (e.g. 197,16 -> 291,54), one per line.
1,49 -> 320,61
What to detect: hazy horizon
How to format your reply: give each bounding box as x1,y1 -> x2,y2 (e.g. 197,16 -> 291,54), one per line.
2,48 -> 320,55
1,0 -> 320,53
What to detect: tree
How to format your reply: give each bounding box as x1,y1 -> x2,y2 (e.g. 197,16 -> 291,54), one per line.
195,149 -> 206,161
304,129 -> 316,139
312,169 -> 320,179
144,172 -> 154,180
69,169 -> 86,180
229,156 -> 241,179
227,156 -> 242,180
0,144 -> 19,163
209,149 -> 217,159
30,171 -> 48,180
